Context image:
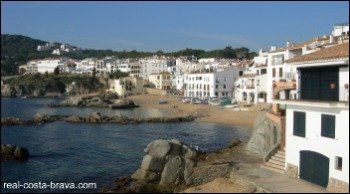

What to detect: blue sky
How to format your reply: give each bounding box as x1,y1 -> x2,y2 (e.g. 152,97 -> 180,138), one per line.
1,1 -> 349,52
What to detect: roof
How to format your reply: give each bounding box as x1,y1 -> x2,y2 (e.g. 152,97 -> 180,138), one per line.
285,42 -> 349,63
269,36 -> 330,53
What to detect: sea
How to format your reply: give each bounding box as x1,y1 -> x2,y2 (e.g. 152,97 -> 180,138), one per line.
1,97 -> 250,193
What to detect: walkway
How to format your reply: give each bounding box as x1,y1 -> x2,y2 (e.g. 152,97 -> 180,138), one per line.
232,151 -> 329,193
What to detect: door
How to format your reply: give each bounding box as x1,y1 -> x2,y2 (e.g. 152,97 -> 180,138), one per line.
300,151 -> 329,187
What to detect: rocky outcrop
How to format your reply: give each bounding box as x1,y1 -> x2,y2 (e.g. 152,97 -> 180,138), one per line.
130,139 -> 202,191
48,92 -> 139,109
1,144 -> 29,161
245,112 -> 281,156
1,113 -> 201,126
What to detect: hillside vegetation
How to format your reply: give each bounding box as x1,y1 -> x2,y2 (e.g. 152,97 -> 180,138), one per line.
1,34 -> 257,76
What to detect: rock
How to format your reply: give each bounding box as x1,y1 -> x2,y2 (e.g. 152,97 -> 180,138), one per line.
88,112 -> 102,122
145,139 -> 171,158
13,147 -> 29,160
1,144 -> 29,161
159,156 -> 182,185
228,138 -> 241,148
190,163 -> 230,186
184,159 -> 195,185
131,169 -> 160,183
109,99 -> 138,109
140,155 -> 165,172
183,145 -> 197,159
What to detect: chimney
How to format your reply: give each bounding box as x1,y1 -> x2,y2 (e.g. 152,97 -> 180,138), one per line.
286,41 -> 291,47
329,34 -> 334,43
270,46 -> 276,51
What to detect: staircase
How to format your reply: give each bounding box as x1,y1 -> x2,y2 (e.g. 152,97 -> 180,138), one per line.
261,149 -> 285,174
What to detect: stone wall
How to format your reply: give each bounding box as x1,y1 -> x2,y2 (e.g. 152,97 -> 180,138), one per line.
327,177 -> 349,193
286,163 -> 298,178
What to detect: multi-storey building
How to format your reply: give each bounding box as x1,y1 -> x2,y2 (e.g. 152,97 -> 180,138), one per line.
148,71 -> 172,90
274,42 -> 349,192
183,67 -> 243,98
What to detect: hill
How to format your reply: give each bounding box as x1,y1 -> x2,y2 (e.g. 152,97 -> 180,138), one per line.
1,34 -> 257,76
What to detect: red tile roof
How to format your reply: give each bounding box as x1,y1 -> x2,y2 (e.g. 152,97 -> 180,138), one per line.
285,42 -> 349,63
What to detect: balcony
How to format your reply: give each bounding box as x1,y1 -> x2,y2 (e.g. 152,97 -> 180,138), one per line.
272,80 -> 296,100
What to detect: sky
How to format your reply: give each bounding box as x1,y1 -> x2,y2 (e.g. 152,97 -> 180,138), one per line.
1,1 -> 349,52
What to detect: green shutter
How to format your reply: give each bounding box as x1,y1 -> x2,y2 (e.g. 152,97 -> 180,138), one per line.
294,111 -> 306,137
321,114 -> 335,138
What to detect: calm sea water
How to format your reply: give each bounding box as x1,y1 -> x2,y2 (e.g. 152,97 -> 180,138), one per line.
1,97 -> 250,193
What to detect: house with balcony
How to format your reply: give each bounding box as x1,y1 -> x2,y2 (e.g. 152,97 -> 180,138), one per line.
183,67 -> 243,99
273,42 -> 349,192
236,49 -> 269,104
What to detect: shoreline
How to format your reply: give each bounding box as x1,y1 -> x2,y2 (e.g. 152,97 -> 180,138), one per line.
128,94 -> 260,130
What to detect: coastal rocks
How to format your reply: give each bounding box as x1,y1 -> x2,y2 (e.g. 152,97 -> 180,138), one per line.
246,112 -> 281,156
1,117 -> 22,126
109,99 -> 139,109
49,92 -> 139,109
1,114 -> 199,126
1,144 -> 29,161
131,139 -> 200,191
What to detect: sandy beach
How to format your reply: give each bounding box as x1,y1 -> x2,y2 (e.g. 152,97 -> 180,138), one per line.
128,94 -> 260,131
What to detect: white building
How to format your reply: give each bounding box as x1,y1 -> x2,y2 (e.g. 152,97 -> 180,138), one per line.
141,59 -> 169,79
27,58 -> 68,74
108,76 -> 143,97
276,42 -> 349,192
183,67 -> 244,98
235,49 -> 269,103
148,71 -> 172,90
332,22 -> 349,37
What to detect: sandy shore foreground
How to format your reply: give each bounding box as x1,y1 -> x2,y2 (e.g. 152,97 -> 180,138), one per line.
128,94 -> 260,131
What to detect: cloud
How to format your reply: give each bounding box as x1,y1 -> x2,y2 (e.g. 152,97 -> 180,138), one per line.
177,30 -> 262,50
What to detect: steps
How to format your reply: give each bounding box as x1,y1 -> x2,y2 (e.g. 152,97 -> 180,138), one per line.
261,150 -> 285,174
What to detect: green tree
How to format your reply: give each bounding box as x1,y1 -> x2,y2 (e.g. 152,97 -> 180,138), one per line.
45,71 -> 49,78
54,66 -> 59,76
92,67 -> 96,77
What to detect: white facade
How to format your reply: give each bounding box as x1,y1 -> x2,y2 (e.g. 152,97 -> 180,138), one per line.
141,60 -> 169,79
280,43 -> 349,189
235,50 -> 269,103
285,104 -> 349,184
332,23 -> 349,37
28,58 -> 68,74
116,63 -> 131,73
183,67 -> 243,98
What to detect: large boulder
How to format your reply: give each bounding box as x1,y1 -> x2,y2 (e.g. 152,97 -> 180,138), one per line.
144,139 -> 171,158
110,99 -> 138,109
1,144 -> 29,161
131,139 -> 200,189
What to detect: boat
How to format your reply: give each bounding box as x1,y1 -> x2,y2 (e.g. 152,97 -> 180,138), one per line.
208,99 -> 221,106
182,98 -> 191,103
225,104 -> 239,108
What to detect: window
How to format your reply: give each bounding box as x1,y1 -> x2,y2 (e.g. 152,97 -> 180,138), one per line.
223,84 -> 226,89
215,85 -> 218,89
272,68 -> 276,77
321,114 -> 335,138
279,68 -> 283,77
293,111 -> 306,137
239,71 -> 243,76
335,156 -> 342,171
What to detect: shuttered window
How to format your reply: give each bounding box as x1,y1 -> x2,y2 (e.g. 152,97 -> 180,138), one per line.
321,114 -> 335,138
293,111 -> 306,137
